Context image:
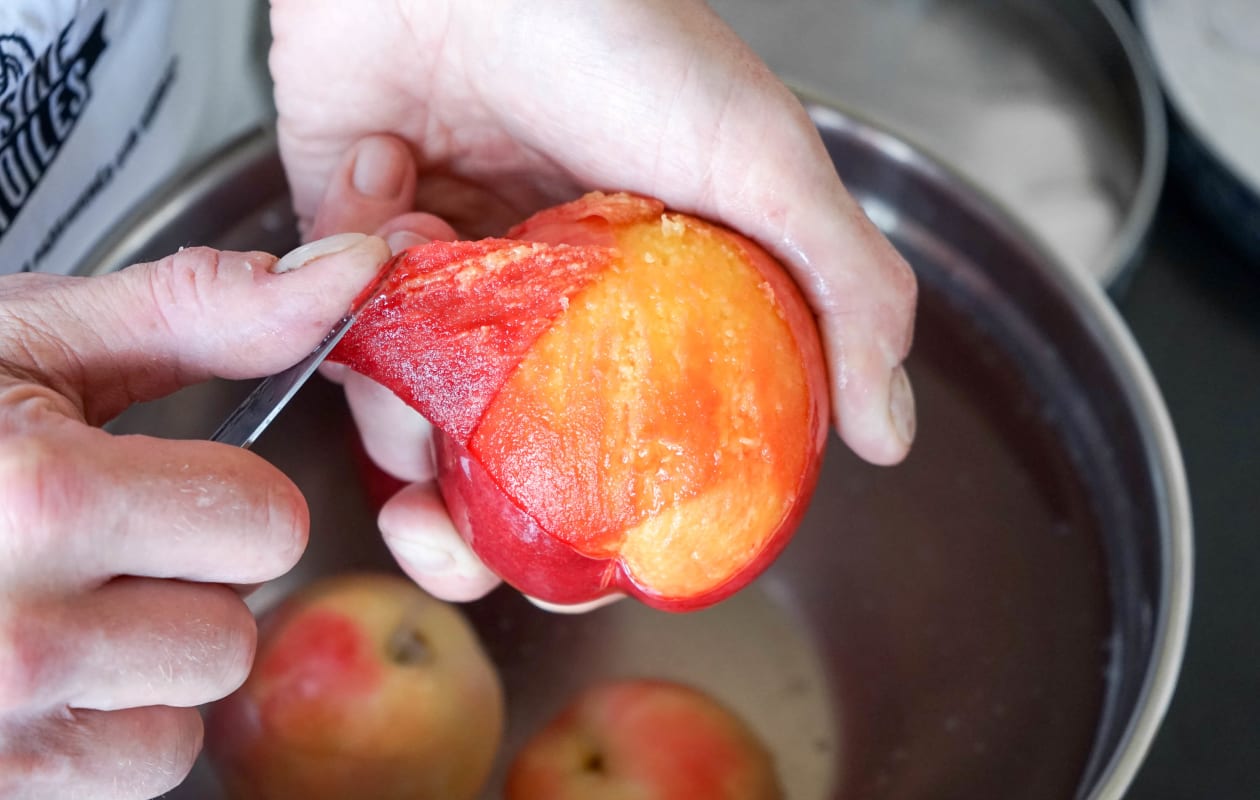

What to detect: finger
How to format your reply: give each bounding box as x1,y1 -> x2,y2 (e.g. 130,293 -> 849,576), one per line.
0,705 -> 201,800
378,483 -> 502,602
307,134 -> 419,241
343,370 -> 438,483
378,483 -> 624,614
0,235 -> 390,425
708,109 -> 918,465
0,420 -> 306,589
526,593 -> 624,614
375,211 -> 460,246
469,0 -> 917,464
329,211 -> 458,477
317,214 -> 456,387
1,579 -> 254,714
643,77 -> 919,465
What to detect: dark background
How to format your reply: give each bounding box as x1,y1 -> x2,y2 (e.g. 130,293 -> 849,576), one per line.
1116,181 -> 1260,797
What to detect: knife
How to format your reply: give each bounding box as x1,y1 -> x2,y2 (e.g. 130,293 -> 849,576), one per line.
209,259 -> 396,449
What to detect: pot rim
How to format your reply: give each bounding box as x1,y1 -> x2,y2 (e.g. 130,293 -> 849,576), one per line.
807,103 -> 1191,800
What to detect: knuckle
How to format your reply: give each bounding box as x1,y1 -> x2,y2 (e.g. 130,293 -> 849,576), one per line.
0,707 -> 201,800
0,719 -> 55,797
0,749 -> 38,797
0,435 -> 79,567
887,262 -> 918,356
893,260 -> 919,316
142,247 -> 223,337
0,606 -> 47,714
893,255 -> 919,303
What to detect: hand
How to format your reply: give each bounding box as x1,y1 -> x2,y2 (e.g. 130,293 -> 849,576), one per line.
0,236 -> 390,798
269,0 -> 918,605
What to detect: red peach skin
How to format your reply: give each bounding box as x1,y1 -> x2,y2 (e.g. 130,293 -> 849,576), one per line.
333,192 -> 828,611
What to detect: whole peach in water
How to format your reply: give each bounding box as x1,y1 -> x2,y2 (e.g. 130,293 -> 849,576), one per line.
506,679 -> 782,800
205,572 -> 504,800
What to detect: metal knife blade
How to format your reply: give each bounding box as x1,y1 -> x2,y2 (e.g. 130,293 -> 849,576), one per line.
209,259 -> 396,449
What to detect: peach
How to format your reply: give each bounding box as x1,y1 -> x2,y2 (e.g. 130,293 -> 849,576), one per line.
205,573 -> 504,800
333,192 -> 828,611
506,679 -> 782,800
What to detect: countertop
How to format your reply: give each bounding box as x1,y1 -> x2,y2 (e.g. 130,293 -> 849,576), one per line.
1116,183 -> 1260,797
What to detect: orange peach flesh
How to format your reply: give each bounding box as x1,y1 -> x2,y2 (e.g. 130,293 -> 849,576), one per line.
470,214 -> 812,598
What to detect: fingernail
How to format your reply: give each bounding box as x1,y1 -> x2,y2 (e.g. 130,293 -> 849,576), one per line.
527,593 -> 624,614
391,538 -> 456,574
352,137 -> 408,199
888,364 -> 916,447
386,230 -> 428,254
272,232 -> 368,274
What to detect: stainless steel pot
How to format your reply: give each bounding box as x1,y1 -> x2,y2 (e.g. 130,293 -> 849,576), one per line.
93,107 -> 1190,799
1133,0 -> 1260,263
709,0 -> 1168,291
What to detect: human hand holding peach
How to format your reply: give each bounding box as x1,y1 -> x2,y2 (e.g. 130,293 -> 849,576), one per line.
331,192 -> 827,611
273,0 -> 917,608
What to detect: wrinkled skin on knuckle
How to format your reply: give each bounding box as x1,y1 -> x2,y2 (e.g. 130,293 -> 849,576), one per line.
2,708 -> 203,800
881,253 -> 919,331
0,384 -> 83,439
0,747 -> 39,798
0,433 -> 83,576
0,301 -> 89,401
139,247 -> 224,345
0,604 -> 49,716
0,719 -> 75,800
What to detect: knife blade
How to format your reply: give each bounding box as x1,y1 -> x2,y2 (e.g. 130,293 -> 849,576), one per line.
209,259 -> 396,449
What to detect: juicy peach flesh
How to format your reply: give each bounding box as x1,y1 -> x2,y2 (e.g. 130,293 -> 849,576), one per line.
333,193 -> 827,610
472,215 -> 813,598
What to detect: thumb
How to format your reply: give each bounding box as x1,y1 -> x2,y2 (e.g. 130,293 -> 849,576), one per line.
0,233 -> 390,424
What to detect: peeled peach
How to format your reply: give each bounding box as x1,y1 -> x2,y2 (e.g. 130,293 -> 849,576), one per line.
205,573 -> 504,800
506,679 -> 782,800
333,192 -> 828,611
